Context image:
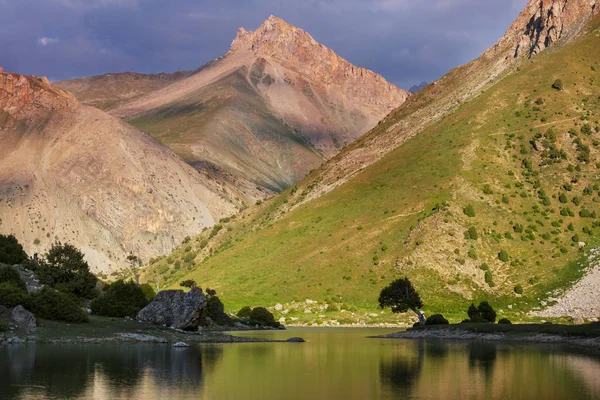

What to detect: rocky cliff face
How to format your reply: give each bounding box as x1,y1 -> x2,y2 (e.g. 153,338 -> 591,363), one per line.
0,70 -> 246,273
491,0 -> 596,58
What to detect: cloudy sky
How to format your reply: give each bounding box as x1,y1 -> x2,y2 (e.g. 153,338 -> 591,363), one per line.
0,0 -> 529,90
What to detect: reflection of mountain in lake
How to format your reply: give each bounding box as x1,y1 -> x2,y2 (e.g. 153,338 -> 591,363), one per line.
0,344 -> 223,399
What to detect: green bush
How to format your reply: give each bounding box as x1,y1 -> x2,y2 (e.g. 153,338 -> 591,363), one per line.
514,285 -> 524,295
249,307 -> 279,328
30,288 -> 88,323
465,227 -> 478,240
498,318 -> 512,325
203,294 -> 231,326
477,302 -> 497,323
0,282 -> 31,308
0,265 -> 27,291
485,270 -> 495,287
0,234 -> 28,265
552,79 -> 564,91
425,314 -> 449,326
236,306 -> 253,318
36,243 -> 98,299
464,204 -> 476,217
90,280 -> 148,318
498,250 -> 509,262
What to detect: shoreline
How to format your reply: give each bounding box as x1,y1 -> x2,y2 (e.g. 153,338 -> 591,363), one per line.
373,327 -> 600,348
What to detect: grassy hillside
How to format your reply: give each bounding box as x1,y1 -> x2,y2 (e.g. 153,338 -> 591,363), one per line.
143,18 -> 600,324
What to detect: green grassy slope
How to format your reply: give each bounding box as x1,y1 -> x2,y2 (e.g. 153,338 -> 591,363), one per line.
144,18 -> 600,324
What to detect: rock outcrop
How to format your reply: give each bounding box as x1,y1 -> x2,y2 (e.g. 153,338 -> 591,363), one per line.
10,305 -> 36,329
136,289 -> 207,330
492,0 -> 597,58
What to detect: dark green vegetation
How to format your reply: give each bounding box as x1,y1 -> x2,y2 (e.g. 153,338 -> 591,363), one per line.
0,234 -> 27,265
379,278 -> 425,325
30,288 -> 88,323
142,17 -> 600,323
90,280 -> 150,318
35,242 -> 98,299
413,321 -> 600,338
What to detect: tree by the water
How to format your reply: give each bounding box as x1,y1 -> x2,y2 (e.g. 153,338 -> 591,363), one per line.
378,278 -> 425,326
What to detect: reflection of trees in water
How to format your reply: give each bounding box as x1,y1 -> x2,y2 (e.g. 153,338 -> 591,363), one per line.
379,341 -> 424,393
0,343 -> 223,399
467,342 -> 497,378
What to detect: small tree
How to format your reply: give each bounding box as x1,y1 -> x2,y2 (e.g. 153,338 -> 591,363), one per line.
37,242 -> 97,299
180,280 -> 198,289
126,254 -> 142,285
477,302 -> 497,323
378,278 -> 425,326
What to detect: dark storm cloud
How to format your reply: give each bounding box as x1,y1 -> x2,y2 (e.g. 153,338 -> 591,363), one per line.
0,0 -> 529,89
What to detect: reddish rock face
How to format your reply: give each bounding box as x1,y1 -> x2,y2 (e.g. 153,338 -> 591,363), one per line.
229,15 -> 408,111
0,71 -> 76,125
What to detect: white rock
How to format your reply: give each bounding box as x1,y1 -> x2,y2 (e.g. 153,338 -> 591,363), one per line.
305,299 -> 315,305
274,303 -> 283,311
579,242 -> 586,248
278,317 -> 286,324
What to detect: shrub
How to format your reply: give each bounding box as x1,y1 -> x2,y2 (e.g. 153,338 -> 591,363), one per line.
484,270 -> 495,287
464,204 -> 476,217
468,303 -> 481,320
203,295 -> 231,326
0,282 -> 31,308
180,280 -> 198,289
498,318 -> 512,325
498,250 -> 509,262
36,243 -> 98,299
30,288 -> 88,323
0,234 -> 28,265
514,285 -> 524,295
465,227 -> 478,240
90,280 -> 148,318
0,265 -> 27,291
249,307 -> 279,328
559,193 -> 568,203
425,314 -> 449,326
236,306 -> 253,318
478,302 -> 497,323
552,79 -> 564,91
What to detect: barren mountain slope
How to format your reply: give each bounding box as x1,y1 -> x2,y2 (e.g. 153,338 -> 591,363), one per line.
144,3 -> 600,322
108,16 -> 408,192
0,70 -> 248,273
55,70 -> 196,111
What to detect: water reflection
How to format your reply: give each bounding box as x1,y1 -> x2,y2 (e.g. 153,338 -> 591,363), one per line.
1,330 -> 600,400
0,344 -> 223,400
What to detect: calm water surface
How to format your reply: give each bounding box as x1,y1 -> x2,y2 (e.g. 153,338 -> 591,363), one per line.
1,328 -> 600,399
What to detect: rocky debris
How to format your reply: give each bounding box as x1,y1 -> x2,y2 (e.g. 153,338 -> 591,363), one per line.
532,247 -> 600,319
286,337 -> 305,343
10,305 -> 36,330
274,303 -> 283,311
13,265 -> 43,293
172,341 -> 190,347
136,289 -> 207,330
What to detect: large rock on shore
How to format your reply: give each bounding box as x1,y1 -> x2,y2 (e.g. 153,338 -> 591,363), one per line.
11,305 -> 36,329
136,289 -> 206,330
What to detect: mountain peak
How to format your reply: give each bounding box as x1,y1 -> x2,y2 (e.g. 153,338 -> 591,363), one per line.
230,15 -> 316,53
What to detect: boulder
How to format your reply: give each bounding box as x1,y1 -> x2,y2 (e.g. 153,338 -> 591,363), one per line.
172,342 -> 190,347
274,303 -> 283,311
286,337 -> 305,343
11,305 -> 36,329
136,288 -> 206,330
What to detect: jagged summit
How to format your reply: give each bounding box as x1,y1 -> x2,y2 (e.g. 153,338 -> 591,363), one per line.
230,15 -> 316,53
